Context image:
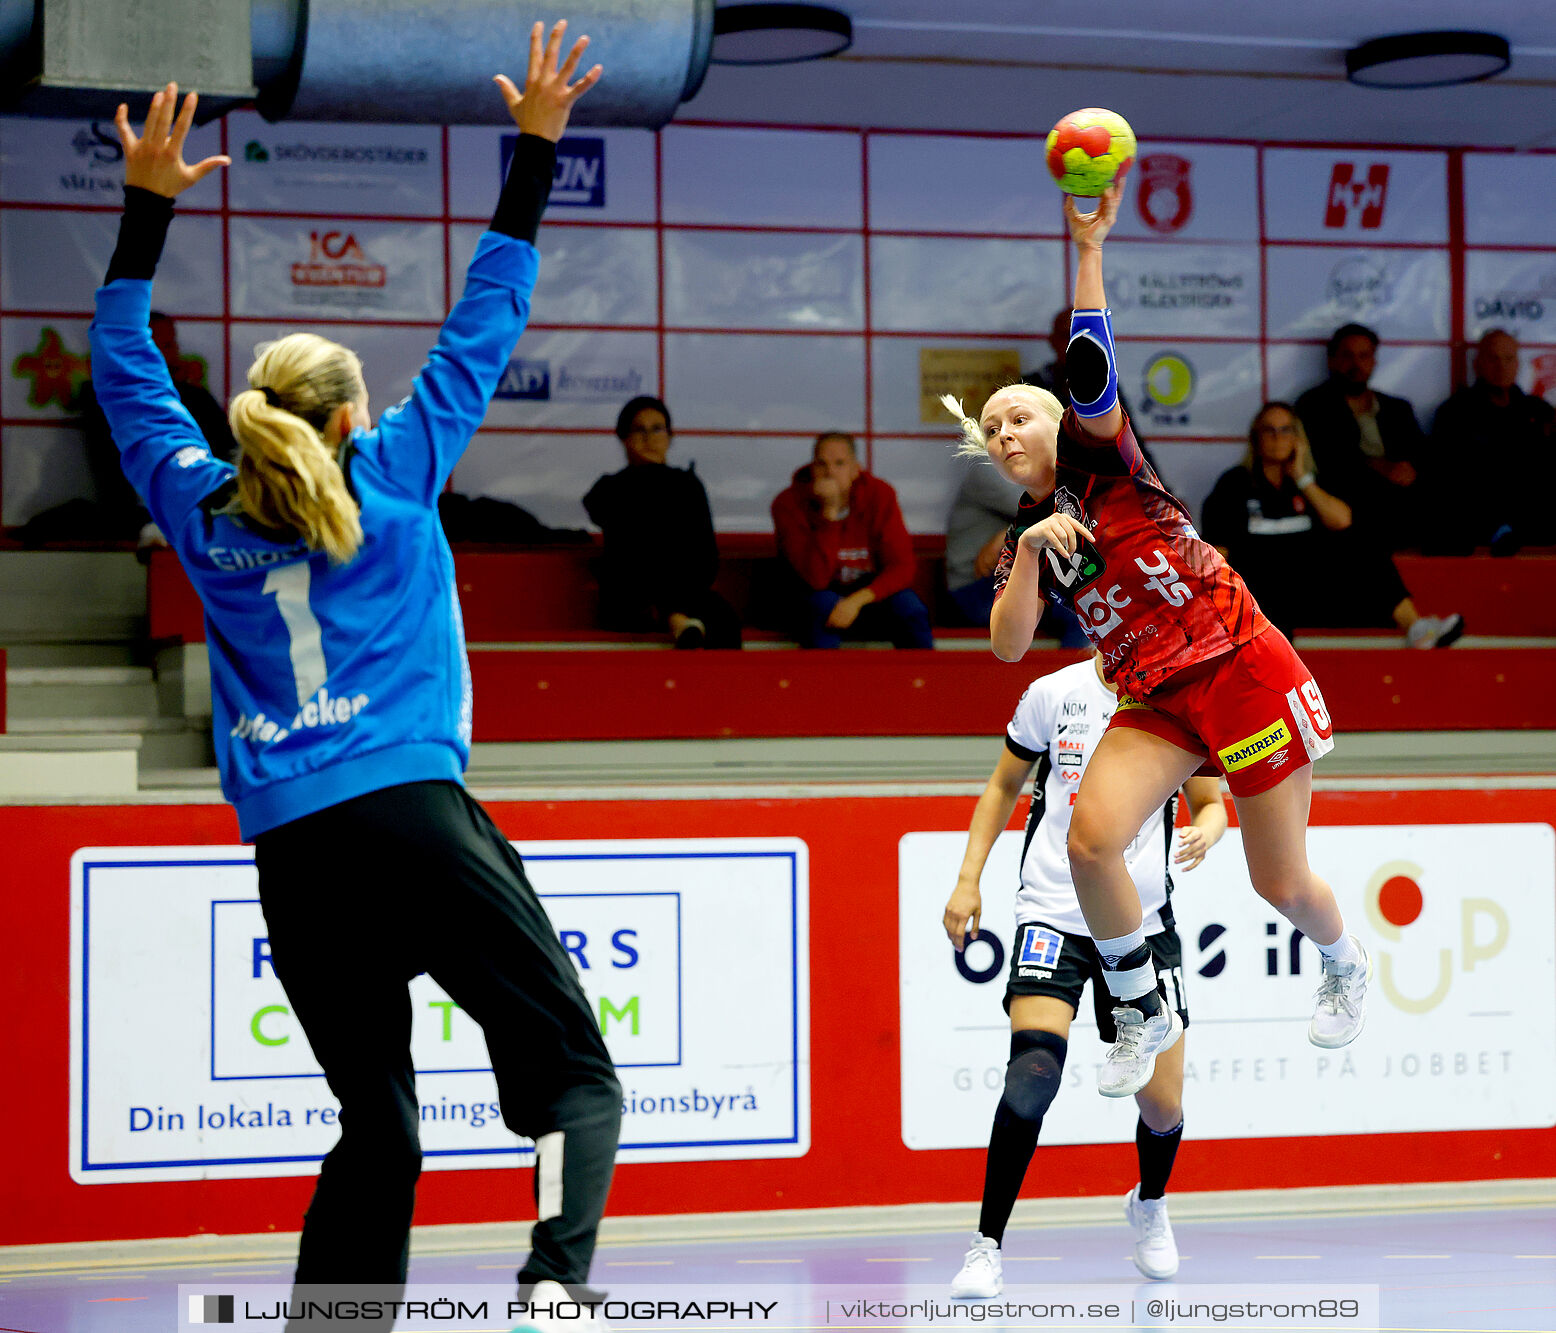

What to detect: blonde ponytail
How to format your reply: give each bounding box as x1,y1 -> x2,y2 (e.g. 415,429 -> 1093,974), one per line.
940,394 -> 989,460
229,334 -> 366,563
941,383 -> 1064,461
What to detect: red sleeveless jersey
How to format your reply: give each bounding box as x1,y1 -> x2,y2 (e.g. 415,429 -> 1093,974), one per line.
993,409 -> 1269,697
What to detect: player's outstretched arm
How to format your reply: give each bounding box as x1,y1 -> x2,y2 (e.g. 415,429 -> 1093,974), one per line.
375,22 -> 603,503
90,85 -> 232,536
944,746 -> 1035,949
1065,178 -> 1127,441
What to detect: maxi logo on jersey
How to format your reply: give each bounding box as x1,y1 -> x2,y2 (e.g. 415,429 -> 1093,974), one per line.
1055,738 -> 1085,782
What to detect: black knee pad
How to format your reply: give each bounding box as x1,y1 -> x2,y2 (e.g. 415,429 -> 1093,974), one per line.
1002,1028 -> 1068,1123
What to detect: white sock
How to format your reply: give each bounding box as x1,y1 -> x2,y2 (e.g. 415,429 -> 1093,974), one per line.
1094,925 -> 1146,968
1095,925 -> 1157,1000
1313,930 -> 1361,967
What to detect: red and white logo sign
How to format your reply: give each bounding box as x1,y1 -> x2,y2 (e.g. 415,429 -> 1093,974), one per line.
291,230 -> 386,288
1530,352 -> 1556,402
1137,153 -> 1193,234
1324,163 -> 1390,229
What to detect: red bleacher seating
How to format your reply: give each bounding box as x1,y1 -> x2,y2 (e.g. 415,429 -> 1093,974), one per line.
1390,555 -> 1556,636
145,546 -> 1556,740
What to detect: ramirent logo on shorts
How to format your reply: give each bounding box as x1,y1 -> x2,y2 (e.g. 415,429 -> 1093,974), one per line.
1217,719 -> 1291,771
230,685 -> 370,745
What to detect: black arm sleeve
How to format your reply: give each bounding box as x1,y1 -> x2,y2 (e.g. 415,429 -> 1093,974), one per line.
104,186 -> 176,284
491,133 -> 558,244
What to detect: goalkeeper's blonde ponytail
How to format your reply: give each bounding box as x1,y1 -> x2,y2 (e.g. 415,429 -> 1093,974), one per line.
229,334 -> 365,564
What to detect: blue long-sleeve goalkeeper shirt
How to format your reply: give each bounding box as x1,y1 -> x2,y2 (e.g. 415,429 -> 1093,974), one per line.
89,232 -> 539,838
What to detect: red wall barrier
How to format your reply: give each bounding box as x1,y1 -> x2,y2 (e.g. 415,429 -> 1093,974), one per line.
467,646 -> 1556,739
2,788 -> 1553,1247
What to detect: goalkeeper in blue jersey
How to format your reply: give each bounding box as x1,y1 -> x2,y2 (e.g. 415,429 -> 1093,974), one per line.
89,25 -> 618,1314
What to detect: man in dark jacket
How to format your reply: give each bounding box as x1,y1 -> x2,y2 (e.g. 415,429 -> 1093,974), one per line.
1294,322 -> 1429,550
583,395 -> 741,648
1429,329 -> 1556,551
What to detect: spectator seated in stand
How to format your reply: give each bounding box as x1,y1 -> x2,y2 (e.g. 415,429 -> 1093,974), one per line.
582,395 -> 742,649
1201,402 -> 1463,649
771,431 -> 933,649
1294,322 -> 1430,552
1428,328 -> 1556,554
944,456 -> 1023,627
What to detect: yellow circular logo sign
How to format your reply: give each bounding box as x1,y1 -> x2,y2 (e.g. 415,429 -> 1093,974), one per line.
1143,352 -> 1195,409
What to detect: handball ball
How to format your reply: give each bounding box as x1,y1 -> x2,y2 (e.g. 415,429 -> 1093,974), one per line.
1045,108 -> 1136,197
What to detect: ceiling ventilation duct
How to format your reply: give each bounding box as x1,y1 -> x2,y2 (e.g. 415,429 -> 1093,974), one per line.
1,0 -> 715,129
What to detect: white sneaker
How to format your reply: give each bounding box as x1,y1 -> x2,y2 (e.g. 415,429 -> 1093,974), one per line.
511,1280 -> 607,1333
1308,937 -> 1372,1048
1099,1003 -> 1182,1098
1406,613 -> 1465,649
949,1233 -> 1003,1298
1124,1186 -> 1179,1279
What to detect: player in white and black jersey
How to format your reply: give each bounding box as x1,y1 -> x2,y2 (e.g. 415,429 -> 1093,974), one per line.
942,653 -> 1227,1292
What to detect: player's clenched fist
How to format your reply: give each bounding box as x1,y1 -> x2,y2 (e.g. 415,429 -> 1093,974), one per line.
1020,513 -> 1094,561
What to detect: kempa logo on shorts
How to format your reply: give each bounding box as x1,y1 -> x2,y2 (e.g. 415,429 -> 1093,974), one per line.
1217,719 -> 1291,771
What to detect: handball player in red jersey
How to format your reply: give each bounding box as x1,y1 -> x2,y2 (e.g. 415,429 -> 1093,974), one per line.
943,175 -> 1370,1098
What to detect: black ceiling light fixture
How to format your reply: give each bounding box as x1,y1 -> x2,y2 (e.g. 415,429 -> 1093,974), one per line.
1345,30 -> 1510,89
711,3 -> 852,65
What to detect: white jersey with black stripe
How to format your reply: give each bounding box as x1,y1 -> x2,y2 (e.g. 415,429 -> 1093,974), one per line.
1004,658 -> 1173,938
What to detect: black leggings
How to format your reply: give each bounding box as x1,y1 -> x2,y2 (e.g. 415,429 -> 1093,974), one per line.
254,781 -> 621,1290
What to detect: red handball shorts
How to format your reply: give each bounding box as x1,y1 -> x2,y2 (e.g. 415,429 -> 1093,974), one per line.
1108,628 -> 1334,797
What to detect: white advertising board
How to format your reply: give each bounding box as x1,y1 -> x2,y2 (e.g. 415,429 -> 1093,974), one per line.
900,824 -> 1555,1150
1464,250 -> 1556,344
1463,153 -> 1556,248
1106,243 -> 1260,339
1264,247 -> 1450,342
665,333 -> 865,432
224,115 -> 442,216
4,315 -> 226,421
446,127 -> 657,224
227,217 -> 445,322
1263,150 -> 1448,245
1111,144 -> 1260,244
0,210 -> 223,316
867,134 -> 1056,236
449,223 -> 658,329
477,327 -> 659,430
0,115 -> 222,209
665,230 -> 864,331
661,127 -> 862,228
71,839 -> 809,1183
1115,342 -> 1263,439
869,236 -> 1065,334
